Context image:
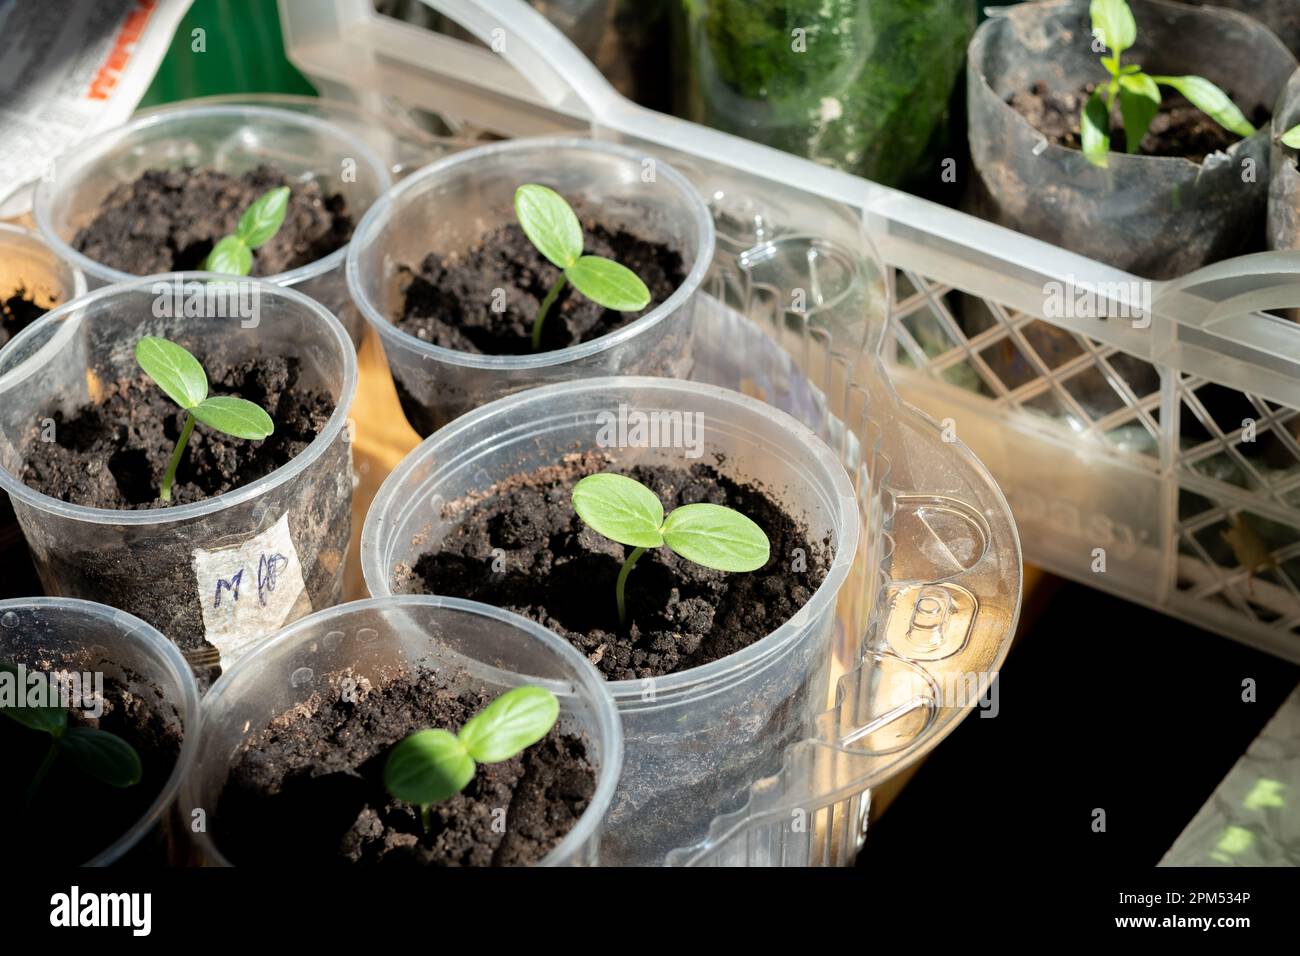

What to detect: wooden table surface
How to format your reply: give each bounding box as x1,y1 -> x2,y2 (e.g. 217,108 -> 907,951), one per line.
342,327 -> 422,602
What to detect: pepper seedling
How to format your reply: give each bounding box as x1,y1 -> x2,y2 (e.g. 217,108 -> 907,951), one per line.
1,663 -> 142,806
202,185 -> 291,275
571,472 -> 770,627
1082,0 -> 1255,168
135,336 -> 275,502
513,184 -> 651,350
1281,125 -> 1300,149
384,686 -> 559,831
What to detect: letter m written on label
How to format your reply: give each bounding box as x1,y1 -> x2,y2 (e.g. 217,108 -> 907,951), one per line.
213,568 -> 243,608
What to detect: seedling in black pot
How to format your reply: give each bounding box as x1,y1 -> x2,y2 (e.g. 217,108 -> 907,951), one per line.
1,663 -> 141,805
1083,0 -> 1255,168
202,186 -> 291,275
135,336 -> 275,501
384,686 -> 559,831
513,184 -> 651,350
572,472 -> 770,626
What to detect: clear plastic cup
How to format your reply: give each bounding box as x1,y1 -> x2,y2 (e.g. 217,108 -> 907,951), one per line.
360,377 -> 860,865
0,274 -> 357,687
182,595 -> 623,866
32,104 -> 392,346
0,224 -> 86,582
0,222 -> 86,326
346,136 -> 716,435
0,596 -> 200,866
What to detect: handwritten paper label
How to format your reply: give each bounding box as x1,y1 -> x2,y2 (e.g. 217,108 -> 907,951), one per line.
191,513 -> 310,669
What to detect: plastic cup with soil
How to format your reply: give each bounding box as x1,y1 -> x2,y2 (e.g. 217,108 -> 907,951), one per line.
966,0 -> 1295,281
361,377 -> 860,865
346,136 -> 715,436
0,274 -> 357,689
32,104 -> 392,347
183,595 -> 622,867
0,597 -> 200,865
0,224 -> 86,599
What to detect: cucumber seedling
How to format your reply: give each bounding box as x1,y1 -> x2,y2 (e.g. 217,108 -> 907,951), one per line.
571,472 -> 770,626
135,336 -> 275,502
384,686 -> 559,831
1082,0 -> 1255,168
513,184 -> 651,350
1,663 -> 141,806
202,185 -> 291,276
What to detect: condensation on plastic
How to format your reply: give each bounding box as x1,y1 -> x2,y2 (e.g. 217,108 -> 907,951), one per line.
0,275 -> 357,686
277,0 -> 1023,866
967,0 -> 1295,281
31,104 -> 393,347
182,595 -> 622,866
360,377 -> 861,865
679,0 -> 974,189
0,596 -> 200,866
346,137 -> 714,435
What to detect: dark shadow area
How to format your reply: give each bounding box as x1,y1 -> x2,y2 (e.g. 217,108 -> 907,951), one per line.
865,579 -> 1300,867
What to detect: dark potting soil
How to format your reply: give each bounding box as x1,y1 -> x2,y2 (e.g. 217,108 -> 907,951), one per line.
215,667 -> 596,866
0,288 -> 48,348
402,454 -> 832,681
394,219 -> 687,355
72,164 -> 353,276
1008,81 -> 1266,164
0,673 -> 181,865
19,350 -> 333,510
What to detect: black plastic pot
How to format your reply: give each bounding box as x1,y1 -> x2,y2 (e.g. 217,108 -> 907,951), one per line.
1268,67 -> 1300,251
1180,1 -> 1300,61
967,0 -> 1295,280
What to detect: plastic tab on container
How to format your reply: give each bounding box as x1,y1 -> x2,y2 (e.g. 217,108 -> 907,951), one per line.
884,582 -> 976,661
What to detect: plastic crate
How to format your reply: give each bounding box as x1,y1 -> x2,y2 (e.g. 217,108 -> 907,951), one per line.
285,0 -> 1300,666
277,0 -> 1023,865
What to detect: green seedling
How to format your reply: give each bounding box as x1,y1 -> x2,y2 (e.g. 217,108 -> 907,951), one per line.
1,663 -> 141,805
1280,125 -> 1300,149
513,184 -> 651,350
1082,0 -> 1255,168
202,186 -> 291,276
384,686 -> 559,831
135,336 -> 275,502
572,472 -> 770,627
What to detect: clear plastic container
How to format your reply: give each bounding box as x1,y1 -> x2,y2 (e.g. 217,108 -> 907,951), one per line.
31,104 -> 392,347
346,136 -> 715,435
0,224 -> 86,585
0,274 -> 357,687
0,223 -> 86,331
361,376 -> 860,864
182,595 -> 623,866
0,596 -> 200,866
679,0 -> 973,190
